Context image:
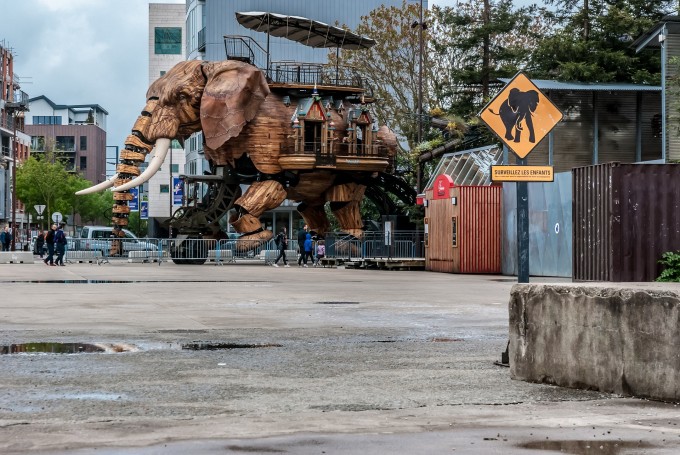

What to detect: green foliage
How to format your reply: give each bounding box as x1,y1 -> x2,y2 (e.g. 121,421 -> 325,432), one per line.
429,0 -> 550,118
656,251 -> 680,282
16,154 -> 111,228
126,211 -> 148,237
530,0 -> 674,83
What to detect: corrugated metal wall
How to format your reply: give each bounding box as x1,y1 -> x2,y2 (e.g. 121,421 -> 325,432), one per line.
517,91 -> 662,171
502,172 -> 572,277
572,164 -> 612,281
666,34 -> 680,161
459,186 -> 502,273
573,163 -> 680,281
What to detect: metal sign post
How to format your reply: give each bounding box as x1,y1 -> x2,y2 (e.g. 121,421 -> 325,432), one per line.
478,72 -> 563,283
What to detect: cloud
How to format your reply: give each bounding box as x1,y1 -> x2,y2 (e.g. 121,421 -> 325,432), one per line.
4,0 -> 184,162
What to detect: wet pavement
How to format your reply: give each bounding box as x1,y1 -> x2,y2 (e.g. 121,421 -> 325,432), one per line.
0,263 -> 679,454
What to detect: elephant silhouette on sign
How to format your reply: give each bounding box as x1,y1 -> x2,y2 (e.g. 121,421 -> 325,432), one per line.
490,88 -> 539,143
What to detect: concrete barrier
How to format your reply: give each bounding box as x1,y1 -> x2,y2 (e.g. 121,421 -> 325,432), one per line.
208,249 -> 234,263
66,250 -> 102,263
509,284 -> 680,401
260,250 -> 297,264
0,252 -> 34,264
127,251 -> 156,263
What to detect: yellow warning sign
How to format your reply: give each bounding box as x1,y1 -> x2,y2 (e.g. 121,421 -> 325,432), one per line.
491,165 -> 554,182
479,73 -> 563,159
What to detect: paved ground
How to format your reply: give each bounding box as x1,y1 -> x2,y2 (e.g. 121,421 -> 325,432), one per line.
0,262 -> 679,454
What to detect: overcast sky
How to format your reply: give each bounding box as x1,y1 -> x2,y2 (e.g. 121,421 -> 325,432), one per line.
2,0 -> 521,174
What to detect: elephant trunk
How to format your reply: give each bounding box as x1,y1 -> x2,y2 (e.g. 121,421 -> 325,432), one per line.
110,133 -> 154,228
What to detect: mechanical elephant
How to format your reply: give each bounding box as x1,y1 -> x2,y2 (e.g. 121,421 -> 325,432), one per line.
491,88 -> 539,144
77,60 -> 399,247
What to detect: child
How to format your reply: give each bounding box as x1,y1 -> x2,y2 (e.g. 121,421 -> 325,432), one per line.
314,240 -> 325,267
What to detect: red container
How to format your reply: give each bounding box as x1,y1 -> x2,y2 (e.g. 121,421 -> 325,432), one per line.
424,175 -> 502,273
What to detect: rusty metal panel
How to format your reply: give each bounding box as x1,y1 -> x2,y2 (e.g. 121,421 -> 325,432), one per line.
460,186 -> 502,273
573,163 -> 680,281
573,163 -> 613,281
613,165 -> 680,281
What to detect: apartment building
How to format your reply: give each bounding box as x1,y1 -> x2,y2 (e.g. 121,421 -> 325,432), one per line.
147,3 -> 186,237
0,41 -> 30,234
24,96 -> 107,187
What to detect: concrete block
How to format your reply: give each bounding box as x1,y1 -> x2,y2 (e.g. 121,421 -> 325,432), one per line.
127,251 -> 155,263
0,252 -> 34,264
208,249 -> 234,262
65,251 -> 102,263
510,284 -> 680,401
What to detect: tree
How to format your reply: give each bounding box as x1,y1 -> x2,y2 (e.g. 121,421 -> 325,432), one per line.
530,0 -> 675,84
428,0 -> 550,118
16,153 -> 111,229
334,1 -> 428,152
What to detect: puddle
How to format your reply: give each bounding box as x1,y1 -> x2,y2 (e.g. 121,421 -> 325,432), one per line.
1,341 -> 282,355
0,342 -> 134,355
518,440 -> 656,454
0,280 -> 270,284
181,343 -> 282,350
314,301 -> 360,305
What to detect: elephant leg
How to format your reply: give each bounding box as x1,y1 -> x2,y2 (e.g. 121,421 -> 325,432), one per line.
229,180 -> 287,251
326,182 -> 366,239
526,114 -> 536,143
297,202 -> 331,237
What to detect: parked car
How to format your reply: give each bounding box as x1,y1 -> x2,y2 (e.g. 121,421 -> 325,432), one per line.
78,226 -> 158,254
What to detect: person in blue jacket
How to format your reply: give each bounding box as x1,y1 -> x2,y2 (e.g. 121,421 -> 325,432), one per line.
303,233 -> 313,267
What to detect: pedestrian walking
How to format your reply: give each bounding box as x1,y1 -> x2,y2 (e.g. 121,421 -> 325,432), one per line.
35,230 -> 45,258
297,224 -> 308,266
314,239 -> 325,267
272,227 -> 290,267
43,224 -> 57,266
303,233 -> 313,267
0,225 -> 12,251
54,223 -> 67,266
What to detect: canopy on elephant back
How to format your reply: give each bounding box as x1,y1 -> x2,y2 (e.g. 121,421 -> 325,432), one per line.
235,11 -> 376,84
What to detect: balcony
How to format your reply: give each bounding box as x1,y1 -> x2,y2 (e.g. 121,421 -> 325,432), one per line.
5,90 -> 29,111
279,139 -> 390,172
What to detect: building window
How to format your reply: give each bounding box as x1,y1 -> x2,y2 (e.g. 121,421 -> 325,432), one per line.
160,71 -> 166,77
154,27 -> 182,54
80,136 -> 87,151
31,136 -> 45,150
32,116 -> 62,125
80,156 -> 87,170
160,184 -> 170,193
55,136 -> 75,152
171,164 -> 179,173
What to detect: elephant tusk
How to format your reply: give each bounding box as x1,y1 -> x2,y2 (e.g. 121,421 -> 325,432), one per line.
75,173 -> 119,195
112,138 -> 171,192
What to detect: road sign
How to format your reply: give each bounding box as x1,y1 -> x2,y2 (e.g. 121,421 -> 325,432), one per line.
479,72 -> 563,159
34,205 -> 46,215
491,165 -> 554,182
52,212 -> 63,224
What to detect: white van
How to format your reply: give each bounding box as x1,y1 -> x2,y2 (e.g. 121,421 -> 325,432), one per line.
78,226 -> 157,254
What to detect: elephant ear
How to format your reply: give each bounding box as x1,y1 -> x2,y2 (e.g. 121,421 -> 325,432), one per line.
201,61 -> 271,150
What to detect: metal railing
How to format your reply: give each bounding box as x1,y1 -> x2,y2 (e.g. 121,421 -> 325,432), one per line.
33,231 -> 423,265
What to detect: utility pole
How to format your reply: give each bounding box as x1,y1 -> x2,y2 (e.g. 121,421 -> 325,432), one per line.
416,0 -> 425,193
482,0 -> 491,101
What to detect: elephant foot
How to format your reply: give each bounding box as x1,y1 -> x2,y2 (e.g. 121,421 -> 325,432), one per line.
236,230 -> 273,253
